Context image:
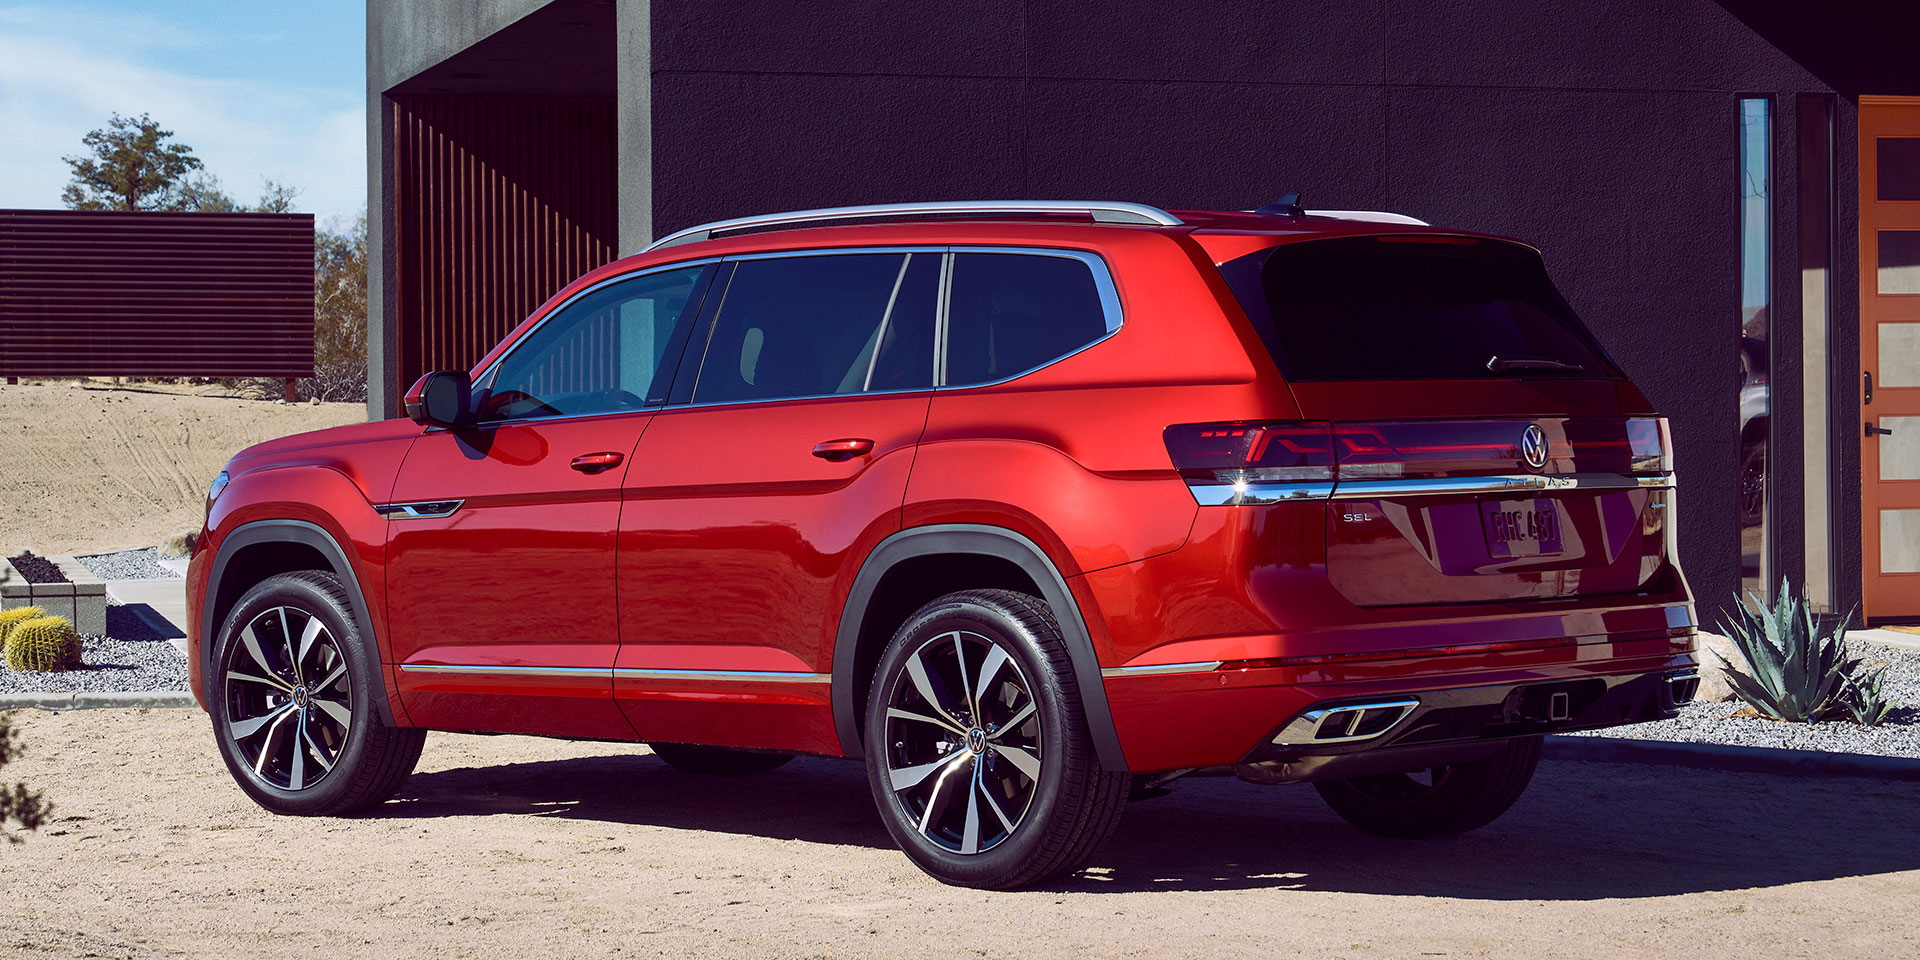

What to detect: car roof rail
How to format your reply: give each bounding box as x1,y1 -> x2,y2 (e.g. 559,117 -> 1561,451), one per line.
1307,209 -> 1431,226
641,200 -> 1186,253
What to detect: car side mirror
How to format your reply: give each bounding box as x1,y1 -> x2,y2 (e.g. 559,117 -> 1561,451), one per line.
404,370 -> 474,429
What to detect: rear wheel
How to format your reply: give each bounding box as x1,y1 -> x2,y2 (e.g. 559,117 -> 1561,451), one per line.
864,589 -> 1128,889
1313,735 -> 1542,838
210,571 -> 426,816
648,742 -> 793,776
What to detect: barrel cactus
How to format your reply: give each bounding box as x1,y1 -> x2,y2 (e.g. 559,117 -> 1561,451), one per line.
3,616 -> 81,672
0,607 -> 45,647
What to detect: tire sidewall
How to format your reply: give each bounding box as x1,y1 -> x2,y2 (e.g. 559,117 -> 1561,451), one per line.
864,595 -> 1077,886
210,572 -> 382,815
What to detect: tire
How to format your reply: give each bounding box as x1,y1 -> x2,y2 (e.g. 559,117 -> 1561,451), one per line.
648,742 -> 794,776
1313,735 -> 1543,838
209,570 -> 426,816
863,589 -> 1128,889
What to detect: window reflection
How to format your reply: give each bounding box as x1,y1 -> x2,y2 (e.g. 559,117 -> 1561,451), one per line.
1740,98 -> 1772,599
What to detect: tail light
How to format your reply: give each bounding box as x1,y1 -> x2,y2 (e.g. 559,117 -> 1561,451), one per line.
1166,416 -> 1673,504
1163,422 -> 1334,504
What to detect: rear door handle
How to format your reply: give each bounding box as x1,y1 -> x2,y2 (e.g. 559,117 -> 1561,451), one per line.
569,451 -> 625,473
811,438 -> 875,462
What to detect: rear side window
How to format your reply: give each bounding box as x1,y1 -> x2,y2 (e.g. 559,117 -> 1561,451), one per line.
1217,237 -> 1621,381
945,252 -> 1111,386
691,253 -> 938,404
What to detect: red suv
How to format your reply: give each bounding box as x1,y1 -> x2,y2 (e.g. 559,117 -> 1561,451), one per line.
188,199 -> 1698,889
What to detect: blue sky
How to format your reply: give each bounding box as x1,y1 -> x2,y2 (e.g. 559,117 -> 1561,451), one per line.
0,2 -> 365,225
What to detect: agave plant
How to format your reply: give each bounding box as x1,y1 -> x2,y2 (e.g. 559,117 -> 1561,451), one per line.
1716,578 -> 1858,723
1838,666 -> 1896,726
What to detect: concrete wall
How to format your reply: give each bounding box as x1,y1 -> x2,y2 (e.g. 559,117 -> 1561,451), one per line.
644,0 -> 1836,613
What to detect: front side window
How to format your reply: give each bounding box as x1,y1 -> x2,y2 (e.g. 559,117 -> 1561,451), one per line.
480,264 -> 710,421
690,252 -> 938,404
944,252 -> 1111,387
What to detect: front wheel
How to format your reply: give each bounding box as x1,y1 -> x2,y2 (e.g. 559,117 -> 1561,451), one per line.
210,571 -> 426,816
1313,735 -> 1542,838
863,589 -> 1128,889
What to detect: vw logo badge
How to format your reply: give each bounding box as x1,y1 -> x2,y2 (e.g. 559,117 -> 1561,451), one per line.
1520,424 -> 1550,469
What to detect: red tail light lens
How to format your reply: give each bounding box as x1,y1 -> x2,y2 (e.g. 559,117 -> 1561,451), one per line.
1163,422 -> 1334,486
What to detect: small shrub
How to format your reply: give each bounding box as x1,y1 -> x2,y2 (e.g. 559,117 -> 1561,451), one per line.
0,713 -> 52,843
0,607 -> 44,647
1716,578 -> 1864,723
3,616 -> 81,673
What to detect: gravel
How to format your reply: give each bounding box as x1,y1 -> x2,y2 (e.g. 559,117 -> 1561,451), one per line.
73,546 -> 181,580
0,635 -> 186,694
6,552 -> 68,583
1573,643 -> 1920,758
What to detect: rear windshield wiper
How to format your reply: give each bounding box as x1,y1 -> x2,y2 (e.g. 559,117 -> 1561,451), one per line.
1488,355 -> 1584,373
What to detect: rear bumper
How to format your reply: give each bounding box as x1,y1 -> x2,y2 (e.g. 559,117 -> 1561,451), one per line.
1102,625 -> 1696,771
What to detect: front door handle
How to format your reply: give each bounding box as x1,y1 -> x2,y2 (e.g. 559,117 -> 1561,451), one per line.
569,451 -> 625,473
811,438 -> 875,462
1867,422 -> 1895,438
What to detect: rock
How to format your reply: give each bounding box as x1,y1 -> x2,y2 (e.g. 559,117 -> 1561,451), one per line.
309,397 -> 320,405
1693,630 -> 1742,702
157,531 -> 197,558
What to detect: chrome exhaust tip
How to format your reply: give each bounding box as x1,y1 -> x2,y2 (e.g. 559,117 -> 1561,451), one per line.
1270,699 -> 1420,746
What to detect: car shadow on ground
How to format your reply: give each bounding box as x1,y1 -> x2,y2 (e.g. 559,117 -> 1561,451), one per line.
391,753 -> 1920,900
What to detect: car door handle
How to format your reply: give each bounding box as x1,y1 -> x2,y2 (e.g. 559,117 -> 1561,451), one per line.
1867,421 -> 1895,438
811,438 -> 875,462
569,451 -> 625,473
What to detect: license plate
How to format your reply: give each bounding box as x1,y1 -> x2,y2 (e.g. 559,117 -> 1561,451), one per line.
1481,498 -> 1564,558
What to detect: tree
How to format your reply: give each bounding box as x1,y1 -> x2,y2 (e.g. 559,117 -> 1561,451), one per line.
61,113 -> 204,211
171,174 -> 304,214
309,213 -> 368,401
0,714 -> 51,844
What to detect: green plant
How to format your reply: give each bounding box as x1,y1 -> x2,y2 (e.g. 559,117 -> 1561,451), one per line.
0,712 -> 52,843
2,617 -> 81,673
1837,666 -> 1896,726
0,607 -> 45,647
1716,578 -> 1858,723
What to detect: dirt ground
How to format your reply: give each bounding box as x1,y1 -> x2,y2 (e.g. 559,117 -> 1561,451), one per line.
0,381 -> 365,555
1,709 -> 1917,959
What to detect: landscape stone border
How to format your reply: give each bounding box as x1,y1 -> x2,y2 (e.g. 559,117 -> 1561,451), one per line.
1,555 -> 107,635
1543,733 -> 1920,781
0,690 -> 198,711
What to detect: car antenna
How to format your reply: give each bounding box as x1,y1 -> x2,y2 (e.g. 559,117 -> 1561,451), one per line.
1253,192 -> 1305,217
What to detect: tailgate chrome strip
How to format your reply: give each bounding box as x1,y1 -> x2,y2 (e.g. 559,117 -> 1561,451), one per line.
1330,472 -> 1672,500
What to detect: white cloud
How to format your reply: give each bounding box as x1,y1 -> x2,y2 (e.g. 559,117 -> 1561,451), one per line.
0,8 -> 364,222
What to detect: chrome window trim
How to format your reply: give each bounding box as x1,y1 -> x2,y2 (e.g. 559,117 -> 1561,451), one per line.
1099,661 -> 1222,678
467,257 -> 722,425
1180,472 -> 1676,506
935,245 -> 1125,390
373,500 -> 465,519
641,200 -> 1183,253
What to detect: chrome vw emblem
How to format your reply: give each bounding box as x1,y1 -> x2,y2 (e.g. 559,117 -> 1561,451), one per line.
1520,424 -> 1550,469
966,728 -> 987,755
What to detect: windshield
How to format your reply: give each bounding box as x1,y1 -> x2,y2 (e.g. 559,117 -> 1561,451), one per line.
1217,236 -> 1622,382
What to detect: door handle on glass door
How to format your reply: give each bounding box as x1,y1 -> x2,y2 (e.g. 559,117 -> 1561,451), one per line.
811,438 -> 875,462
569,451 -> 625,473
1866,422 -> 1894,438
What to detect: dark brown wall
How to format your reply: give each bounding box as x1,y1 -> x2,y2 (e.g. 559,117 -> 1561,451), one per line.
0,210 -> 314,377
387,95 -> 617,398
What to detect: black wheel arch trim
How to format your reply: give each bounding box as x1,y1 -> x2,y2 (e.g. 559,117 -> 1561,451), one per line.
199,518 -> 397,726
831,523 -> 1129,772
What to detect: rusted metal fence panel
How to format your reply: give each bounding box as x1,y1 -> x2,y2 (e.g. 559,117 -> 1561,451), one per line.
389,95 -> 617,397
0,209 -> 314,377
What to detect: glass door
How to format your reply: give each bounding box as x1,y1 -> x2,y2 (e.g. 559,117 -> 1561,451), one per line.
1860,96 -> 1920,620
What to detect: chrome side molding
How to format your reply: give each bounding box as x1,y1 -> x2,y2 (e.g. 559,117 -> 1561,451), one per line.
643,200 -> 1185,252
1099,660 -> 1223,679
374,500 -> 464,519
1270,699 -> 1421,745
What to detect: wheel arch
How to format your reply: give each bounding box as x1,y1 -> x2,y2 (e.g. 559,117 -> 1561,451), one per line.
200,519 -> 398,726
831,523 -> 1127,771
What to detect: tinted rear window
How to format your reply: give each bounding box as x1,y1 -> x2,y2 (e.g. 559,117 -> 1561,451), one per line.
1217,237 -> 1621,381
946,252 -> 1111,386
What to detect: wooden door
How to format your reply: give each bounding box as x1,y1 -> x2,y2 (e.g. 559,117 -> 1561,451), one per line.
1861,97 -> 1920,619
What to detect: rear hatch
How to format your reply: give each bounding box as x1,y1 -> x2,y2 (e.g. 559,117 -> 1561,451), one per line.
1210,233 -> 1674,606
